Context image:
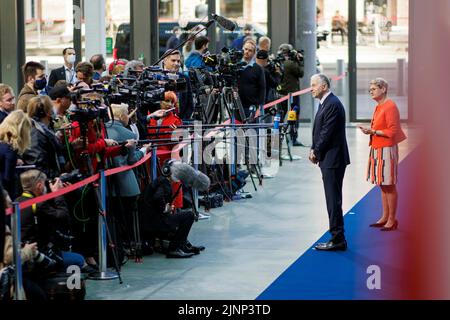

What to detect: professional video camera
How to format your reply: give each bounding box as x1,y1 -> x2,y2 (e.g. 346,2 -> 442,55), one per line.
267,54 -> 285,74
203,48 -> 247,87
278,48 -> 304,66
108,67 -> 187,110
67,83 -> 115,124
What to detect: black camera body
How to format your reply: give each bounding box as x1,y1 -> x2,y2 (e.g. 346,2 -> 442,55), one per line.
202,48 -> 247,87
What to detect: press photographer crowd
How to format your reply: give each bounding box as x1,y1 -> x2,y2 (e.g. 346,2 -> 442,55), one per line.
0,23 -> 307,300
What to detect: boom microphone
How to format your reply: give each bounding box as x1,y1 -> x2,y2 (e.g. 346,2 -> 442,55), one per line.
212,14 -> 237,31
170,161 -> 210,191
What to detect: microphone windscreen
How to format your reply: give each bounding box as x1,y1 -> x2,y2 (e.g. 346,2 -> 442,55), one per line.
213,14 -> 237,31
170,162 -> 210,191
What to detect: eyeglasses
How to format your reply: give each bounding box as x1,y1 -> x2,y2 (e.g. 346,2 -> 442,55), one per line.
368,87 -> 379,93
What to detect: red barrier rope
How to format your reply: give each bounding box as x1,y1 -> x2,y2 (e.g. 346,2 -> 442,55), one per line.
5,152 -> 153,215
255,72 -> 348,117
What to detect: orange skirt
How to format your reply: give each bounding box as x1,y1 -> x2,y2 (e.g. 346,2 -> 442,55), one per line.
366,144 -> 399,186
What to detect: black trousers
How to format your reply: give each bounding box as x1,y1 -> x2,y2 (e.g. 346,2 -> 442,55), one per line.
320,166 -> 346,242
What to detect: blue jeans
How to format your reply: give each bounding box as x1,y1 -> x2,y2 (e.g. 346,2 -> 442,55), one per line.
62,251 -> 85,268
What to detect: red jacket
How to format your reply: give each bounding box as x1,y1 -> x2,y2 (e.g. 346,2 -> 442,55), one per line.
370,99 -> 407,148
69,120 -> 123,173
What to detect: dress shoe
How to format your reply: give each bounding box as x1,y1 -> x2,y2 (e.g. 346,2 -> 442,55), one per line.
183,241 -> 205,254
166,248 -> 195,258
381,220 -> 398,231
369,221 -> 388,228
314,239 -> 347,251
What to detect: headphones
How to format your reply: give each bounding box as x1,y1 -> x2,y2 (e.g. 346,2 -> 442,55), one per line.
161,159 -> 176,177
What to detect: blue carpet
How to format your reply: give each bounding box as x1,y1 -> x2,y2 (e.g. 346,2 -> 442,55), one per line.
257,150 -> 417,300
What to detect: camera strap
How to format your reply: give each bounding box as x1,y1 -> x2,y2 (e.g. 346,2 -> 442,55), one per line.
21,192 -> 37,224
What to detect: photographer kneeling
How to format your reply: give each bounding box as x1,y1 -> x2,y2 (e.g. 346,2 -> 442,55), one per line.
15,170 -> 96,274
140,161 -> 204,258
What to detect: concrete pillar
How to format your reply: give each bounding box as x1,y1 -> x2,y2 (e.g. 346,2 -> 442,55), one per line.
131,0 -> 159,64
268,0 -> 289,54
296,0 -> 317,123
0,0 -> 26,93
85,0 -> 106,60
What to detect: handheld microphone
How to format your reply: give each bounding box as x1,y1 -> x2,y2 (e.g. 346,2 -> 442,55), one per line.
212,14 -> 237,31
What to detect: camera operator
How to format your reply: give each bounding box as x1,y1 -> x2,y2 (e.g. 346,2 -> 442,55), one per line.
162,50 -> 194,121
184,36 -> 209,70
22,96 -> 65,180
48,82 -> 71,131
89,54 -> 107,81
140,162 -> 204,258
237,39 -> 266,119
277,43 -> 305,146
15,170 -> 96,274
67,92 -> 126,174
124,60 -> 145,77
75,62 -> 94,88
255,50 -> 281,104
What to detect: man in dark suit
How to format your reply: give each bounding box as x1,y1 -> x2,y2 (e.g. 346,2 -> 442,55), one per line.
309,74 -> 350,251
48,48 -> 77,88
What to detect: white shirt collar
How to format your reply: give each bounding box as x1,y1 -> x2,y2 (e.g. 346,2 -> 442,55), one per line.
320,91 -> 332,105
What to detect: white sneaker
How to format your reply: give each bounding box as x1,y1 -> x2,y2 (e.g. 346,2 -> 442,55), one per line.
198,213 -> 210,220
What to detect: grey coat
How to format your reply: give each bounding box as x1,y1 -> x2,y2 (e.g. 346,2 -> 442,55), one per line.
106,121 -> 144,197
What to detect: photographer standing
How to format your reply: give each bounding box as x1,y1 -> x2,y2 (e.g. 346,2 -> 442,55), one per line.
237,40 -> 266,120
255,50 -> 281,104
22,96 -> 65,180
277,44 -> 304,146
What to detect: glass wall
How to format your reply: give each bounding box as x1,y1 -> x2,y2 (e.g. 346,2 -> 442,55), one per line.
316,0 -> 349,105
157,0 -> 267,59
316,0 -> 409,121
356,0 -> 409,120
24,0 -> 74,70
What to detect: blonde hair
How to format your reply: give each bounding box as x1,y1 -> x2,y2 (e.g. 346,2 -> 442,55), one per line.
0,110 -> 32,154
27,95 -> 53,119
111,103 -> 129,120
20,169 -> 46,192
370,78 -> 389,94
0,83 -> 14,100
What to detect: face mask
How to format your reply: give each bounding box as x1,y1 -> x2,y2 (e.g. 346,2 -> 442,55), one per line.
67,54 -> 76,65
34,77 -> 47,91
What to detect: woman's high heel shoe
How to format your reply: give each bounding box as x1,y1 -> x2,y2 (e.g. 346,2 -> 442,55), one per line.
381,220 -> 398,231
369,221 -> 387,228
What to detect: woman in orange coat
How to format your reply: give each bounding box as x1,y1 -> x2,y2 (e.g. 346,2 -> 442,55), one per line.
359,78 -> 406,231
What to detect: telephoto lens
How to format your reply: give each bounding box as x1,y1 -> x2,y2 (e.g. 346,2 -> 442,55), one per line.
34,251 -> 57,270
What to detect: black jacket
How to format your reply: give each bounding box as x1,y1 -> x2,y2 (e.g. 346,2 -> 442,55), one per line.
312,93 -> 350,169
0,110 -> 8,124
16,193 -> 71,250
22,120 -> 64,179
237,63 -> 266,109
48,66 -> 67,88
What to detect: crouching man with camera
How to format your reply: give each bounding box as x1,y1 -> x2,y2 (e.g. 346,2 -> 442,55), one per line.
140,161 -> 205,258
15,170 -> 97,275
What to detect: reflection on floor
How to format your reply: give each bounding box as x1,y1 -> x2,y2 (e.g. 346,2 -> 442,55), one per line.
86,126 -> 420,300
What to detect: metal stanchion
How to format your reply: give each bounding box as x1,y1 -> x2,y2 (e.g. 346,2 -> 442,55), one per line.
89,171 -> 119,280
11,202 -> 26,300
151,145 -> 158,182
